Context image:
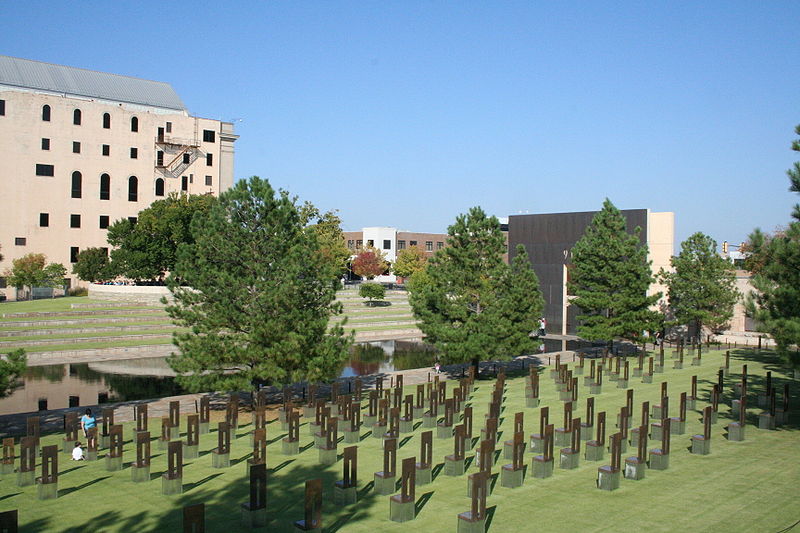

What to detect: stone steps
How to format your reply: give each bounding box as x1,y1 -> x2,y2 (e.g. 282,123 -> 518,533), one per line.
1,308 -> 164,319
347,320 -> 419,329
71,302 -> 156,309
0,323 -> 176,337
0,315 -> 171,328
0,333 -> 173,348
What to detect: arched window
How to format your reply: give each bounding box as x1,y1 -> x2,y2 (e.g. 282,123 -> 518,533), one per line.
102,113 -> 111,129
154,178 -> 165,197
71,171 -> 82,199
128,176 -> 138,202
42,105 -> 51,122
100,173 -> 110,200
73,109 -> 81,125
130,116 -> 138,132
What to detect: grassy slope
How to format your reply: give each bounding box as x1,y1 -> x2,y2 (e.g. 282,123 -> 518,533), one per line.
2,348 -> 797,532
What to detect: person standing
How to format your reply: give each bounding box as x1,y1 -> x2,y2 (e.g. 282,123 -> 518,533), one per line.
80,408 -> 96,439
538,317 -> 547,337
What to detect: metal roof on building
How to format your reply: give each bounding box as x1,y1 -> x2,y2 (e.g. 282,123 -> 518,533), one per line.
0,55 -> 186,111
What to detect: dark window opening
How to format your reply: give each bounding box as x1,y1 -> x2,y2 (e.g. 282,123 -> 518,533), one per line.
128,176 -> 138,202
128,217 -> 137,224
436,241 -> 444,250
409,240 -> 417,247
71,171 -> 82,198
356,239 -> 363,248
38,399 -> 48,412
100,173 -> 110,200
36,164 -> 54,176
70,247 -> 79,263
0,99 -> 5,115
73,109 -> 81,125
181,175 -> 188,191
398,240 -> 406,250
203,129 -> 215,142
42,105 -> 51,121
102,113 -> 111,129
73,141 -> 80,154
130,147 -> 138,159
101,247 -> 108,256
41,138 -> 50,150
383,240 -> 391,250
205,175 -> 212,186
0,278 -> 6,289
15,238 -> 26,246
39,213 -> 49,227
131,116 -> 138,132
367,240 -> 374,247
70,214 -> 81,228
425,241 -> 433,252
155,178 -> 165,196
102,144 -> 110,156
165,121 -> 172,133
99,215 -> 109,229
183,153 -> 190,164
68,396 -> 80,408
156,151 -> 164,166
206,153 -> 213,166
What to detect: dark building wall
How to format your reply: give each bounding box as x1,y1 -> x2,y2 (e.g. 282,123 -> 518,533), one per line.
508,209 -> 648,335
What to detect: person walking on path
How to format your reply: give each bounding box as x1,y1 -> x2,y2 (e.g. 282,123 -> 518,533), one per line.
80,408 -> 96,439
538,317 -> 547,337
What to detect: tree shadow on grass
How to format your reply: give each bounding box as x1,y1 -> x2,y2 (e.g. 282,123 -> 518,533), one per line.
59,475 -> 110,497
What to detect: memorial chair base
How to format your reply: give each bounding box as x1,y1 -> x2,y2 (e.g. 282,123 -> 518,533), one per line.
241,503 -> 268,528
329,404 -> 339,417
616,414 -> 632,430
504,440 -> 526,460
629,427 -> 643,447
584,443 -> 604,461
36,480 -> 58,500
314,434 -> 325,448
183,443 -> 199,460
343,429 -> 360,444
333,484 -> 358,505
16,470 -> 35,487
653,406 -> 664,420
580,425 -> 592,441
642,373 -> 653,383
303,406 -> 315,419
162,474 -> 183,495
559,449 -> 579,469
554,429 -> 570,448
709,411 -> 718,425
212,451 -> 231,468
390,496 -> 416,523
691,437 -> 711,455
199,422 -> 210,435
319,446 -> 337,465
529,435 -> 544,454
294,519 -> 322,532
363,415 -> 376,427
157,438 -> 170,451
105,455 -> 123,471
308,422 -> 321,437
413,407 -> 425,419
559,390 -> 571,401
597,468 -> 620,491
445,456 -> 465,476
282,439 -> 300,455
457,513 -> 486,533
673,362 -> 683,370
687,398 -> 697,410
720,367 -> 729,378
400,419 -> 413,434
691,358 -> 701,367
86,450 -> 99,461
438,425 -> 453,439
633,368 -> 643,378
422,414 -> 437,429
670,419 -> 686,435
62,438 -> 77,454
525,396 -> 540,408
758,413 -> 776,430
1,462 -> 14,475
416,465 -> 432,486
651,425 -> 663,443
731,400 -> 742,418
532,457 -> 554,478
624,458 -> 646,480
374,473 -> 397,495
501,465 -> 524,488
655,364 -> 665,373
649,451 -> 669,470
372,424 -> 387,439
168,427 -> 181,441
131,464 -> 150,482
617,380 -> 629,389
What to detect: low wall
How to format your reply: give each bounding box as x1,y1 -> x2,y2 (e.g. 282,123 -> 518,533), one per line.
88,284 -> 173,305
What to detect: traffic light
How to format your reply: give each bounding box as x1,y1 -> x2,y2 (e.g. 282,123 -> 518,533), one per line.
722,241 -> 728,254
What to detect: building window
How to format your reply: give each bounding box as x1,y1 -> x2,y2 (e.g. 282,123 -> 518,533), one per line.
101,247 -> 109,256
409,240 -> 417,247
102,144 -> 110,156
436,241 -> 444,250
181,175 -> 188,191
99,215 -> 109,229
130,147 -> 138,159
128,217 -> 137,224
383,240 -> 391,250
131,116 -> 138,132
0,99 -> 5,115
39,213 -> 49,227
15,238 -> 27,246
206,153 -> 213,166
183,153 -> 190,164
425,241 -> 433,252
155,178 -> 165,197
42,105 -> 51,121
41,138 -> 50,150
0,277 -> 6,289
73,109 -> 81,125
347,240 -> 355,250
102,113 -> 111,129
156,150 -> 164,166
70,247 -> 79,263
203,130 -> 216,142
398,240 -> 406,250
36,164 -> 54,176
165,121 -> 172,133
70,214 -> 81,228
71,171 -> 82,198
100,173 -> 110,200
205,175 -> 212,186
128,176 -> 138,202
367,239 -> 374,247
356,239 -> 363,248
73,141 -> 81,154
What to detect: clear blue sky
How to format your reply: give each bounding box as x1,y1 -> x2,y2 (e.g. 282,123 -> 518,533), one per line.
4,2 -> 799,249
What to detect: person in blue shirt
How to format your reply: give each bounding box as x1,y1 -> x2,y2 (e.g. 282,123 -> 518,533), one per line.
80,408 -> 96,439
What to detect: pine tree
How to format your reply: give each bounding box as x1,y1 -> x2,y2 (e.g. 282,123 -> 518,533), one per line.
568,199 -> 661,347
410,207 -> 543,371
661,232 -> 739,343
165,177 -> 352,392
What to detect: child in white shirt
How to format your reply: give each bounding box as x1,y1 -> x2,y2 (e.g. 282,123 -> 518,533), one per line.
72,442 -> 84,461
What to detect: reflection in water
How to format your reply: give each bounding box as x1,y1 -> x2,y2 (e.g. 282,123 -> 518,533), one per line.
340,340 -> 436,377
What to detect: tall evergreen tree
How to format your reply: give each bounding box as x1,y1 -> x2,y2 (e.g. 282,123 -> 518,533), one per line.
745,124 -> 800,367
661,232 -> 739,343
410,207 -> 543,371
568,199 -> 661,347
165,177 -> 352,392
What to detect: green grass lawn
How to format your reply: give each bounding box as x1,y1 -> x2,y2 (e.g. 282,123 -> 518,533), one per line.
0,297 -> 161,315
0,320 -> 174,333
2,348 -> 797,532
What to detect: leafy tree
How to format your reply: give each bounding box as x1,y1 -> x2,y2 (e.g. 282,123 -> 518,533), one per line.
393,245 -> 428,280
352,247 -> 388,280
301,204 -> 350,278
661,232 -> 739,343
165,176 -> 352,392
745,124 -> 800,367
0,349 -> 26,397
359,282 -> 386,305
410,207 -> 544,372
568,199 -> 661,348
4,254 -> 67,298
107,193 -> 216,282
72,247 -> 112,283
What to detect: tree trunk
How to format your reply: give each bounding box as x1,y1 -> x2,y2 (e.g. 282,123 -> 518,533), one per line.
470,357 -> 480,379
